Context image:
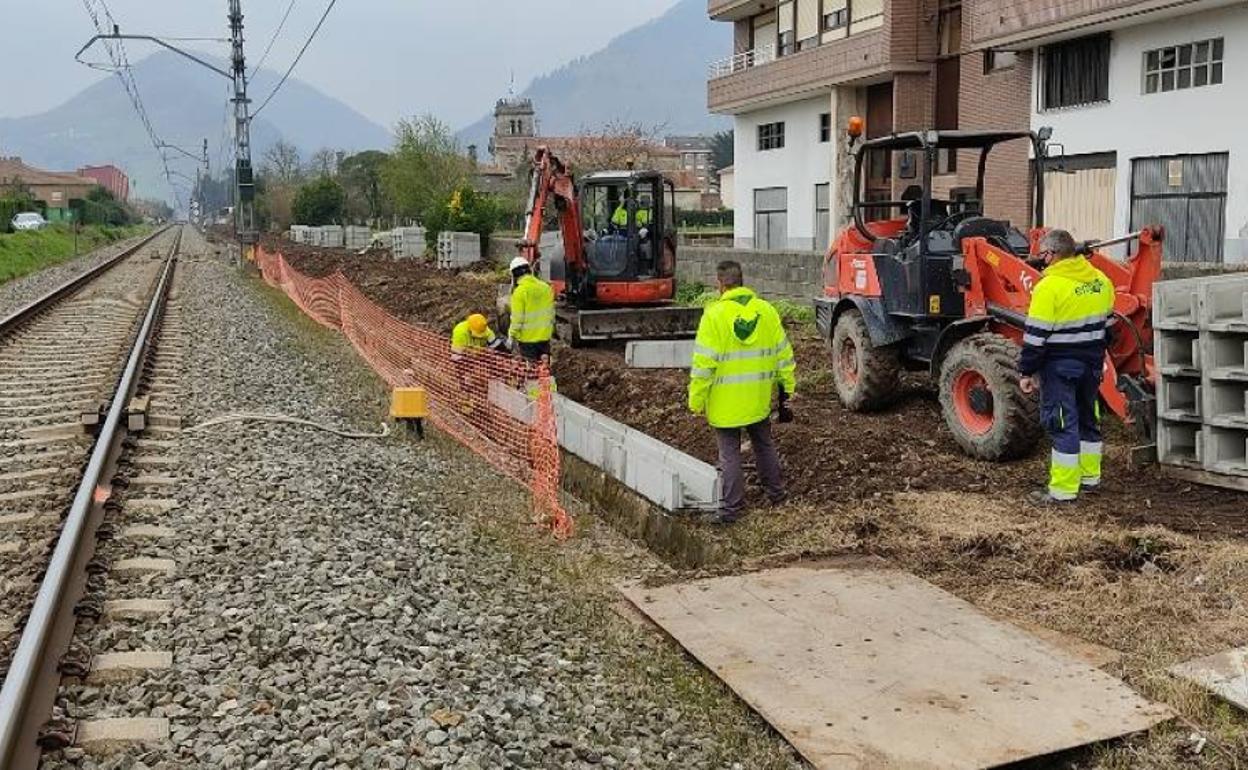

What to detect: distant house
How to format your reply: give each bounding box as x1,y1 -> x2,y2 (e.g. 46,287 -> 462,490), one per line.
718,165 -> 735,210
77,164 -> 130,202
664,135 -> 719,194
0,157 -> 98,222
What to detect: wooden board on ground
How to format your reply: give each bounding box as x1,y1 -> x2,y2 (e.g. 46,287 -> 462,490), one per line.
1163,464 -> 1248,493
622,566 -> 1171,769
1170,647 -> 1248,711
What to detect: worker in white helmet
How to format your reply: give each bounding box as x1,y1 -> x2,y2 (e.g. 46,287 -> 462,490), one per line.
506,256 -> 556,362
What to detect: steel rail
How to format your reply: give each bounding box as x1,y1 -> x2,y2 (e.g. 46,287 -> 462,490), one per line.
0,226 -> 170,337
0,226 -> 182,770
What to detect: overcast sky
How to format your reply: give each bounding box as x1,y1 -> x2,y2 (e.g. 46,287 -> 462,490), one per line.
3,0 -> 682,129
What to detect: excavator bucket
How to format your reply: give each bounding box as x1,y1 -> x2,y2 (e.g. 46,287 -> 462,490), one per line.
559,306 -> 703,344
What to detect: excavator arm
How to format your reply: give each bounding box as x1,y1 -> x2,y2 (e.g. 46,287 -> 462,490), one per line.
519,147 -> 586,292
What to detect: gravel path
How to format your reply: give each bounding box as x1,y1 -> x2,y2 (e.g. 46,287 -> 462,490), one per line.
0,230 -> 158,318
42,230 -> 799,770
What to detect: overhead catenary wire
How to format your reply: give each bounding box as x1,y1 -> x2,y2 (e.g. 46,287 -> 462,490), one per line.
250,0 -> 299,78
250,0 -> 338,119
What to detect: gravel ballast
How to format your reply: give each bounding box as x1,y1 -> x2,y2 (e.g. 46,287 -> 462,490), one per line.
41,230 -> 799,769
0,230 -> 158,318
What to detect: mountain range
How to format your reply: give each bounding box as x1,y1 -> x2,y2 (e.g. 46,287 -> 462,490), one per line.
457,0 -> 728,152
0,0 -> 726,206
0,51 -> 392,206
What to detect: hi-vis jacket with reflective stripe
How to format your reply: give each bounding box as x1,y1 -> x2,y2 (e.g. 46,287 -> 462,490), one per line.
688,286 -> 796,428
1018,256 -> 1115,376
508,274 -> 555,343
451,320 -> 497,354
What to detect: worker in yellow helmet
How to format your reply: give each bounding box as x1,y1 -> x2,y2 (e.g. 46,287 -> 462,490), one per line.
506,256 -> 555,362
689,260 -> 796,525
1018,229 -> 1115,504
451,313 -> 504,357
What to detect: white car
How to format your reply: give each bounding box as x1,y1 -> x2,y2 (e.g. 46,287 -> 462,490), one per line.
10,212 -> 48,231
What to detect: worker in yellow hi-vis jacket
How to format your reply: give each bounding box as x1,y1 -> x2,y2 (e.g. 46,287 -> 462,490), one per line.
689,260 -> 796,525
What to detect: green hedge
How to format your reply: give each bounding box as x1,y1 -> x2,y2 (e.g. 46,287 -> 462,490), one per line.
0,224 -> 147,284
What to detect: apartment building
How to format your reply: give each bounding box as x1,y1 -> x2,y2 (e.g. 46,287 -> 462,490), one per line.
664,136 -> 719,194
77,164 -> 130,202
966,0 -> 1247,263
709,0 -> 1248,265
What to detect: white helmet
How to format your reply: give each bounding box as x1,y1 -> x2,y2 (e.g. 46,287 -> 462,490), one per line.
509,256 -> 531,273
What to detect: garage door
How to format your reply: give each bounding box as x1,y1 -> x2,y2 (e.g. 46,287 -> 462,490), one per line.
1044,154 -> 1116,242
1131,153 -> 1228,263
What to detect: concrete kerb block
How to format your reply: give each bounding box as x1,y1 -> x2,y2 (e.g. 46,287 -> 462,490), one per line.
1154,278 -> 1203,330
1202,275 -> 1248,330
625,340 -> 695,369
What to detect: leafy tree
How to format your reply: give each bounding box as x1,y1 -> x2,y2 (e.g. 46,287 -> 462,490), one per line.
424,185 -> 501,250
292,176 -> 346,226
381,114 -> 470,223
339,150 -> 390,223
0,177 -> 39,233
710,130 -> 734,172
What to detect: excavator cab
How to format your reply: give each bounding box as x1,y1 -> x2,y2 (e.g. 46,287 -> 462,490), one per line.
578,171 -> 677,296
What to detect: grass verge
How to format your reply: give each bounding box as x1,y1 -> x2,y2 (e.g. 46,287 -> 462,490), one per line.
0,224 -> 148,284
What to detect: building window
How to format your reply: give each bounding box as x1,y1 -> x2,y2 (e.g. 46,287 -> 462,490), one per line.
819,113 -> 831,143
824,7 -> 848,31
1041,34 -> 1111,110
758,122 -> 786,151
754,187 -> 788,251
1144,38 -> 1223,93
985,49 -> 1017,72
815,183 -> 831,253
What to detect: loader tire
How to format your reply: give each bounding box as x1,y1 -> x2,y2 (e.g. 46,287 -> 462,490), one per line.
938,333 -> 1041,461
831,309 -> 900,411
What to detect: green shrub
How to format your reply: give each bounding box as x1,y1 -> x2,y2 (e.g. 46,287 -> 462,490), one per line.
424,185 -> 502,251
773,299 -> 816,324
293,177 -> 346,226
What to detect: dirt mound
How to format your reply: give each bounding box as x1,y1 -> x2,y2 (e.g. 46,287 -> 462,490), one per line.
261,236 -> 1248,538
262,234 -> 499,333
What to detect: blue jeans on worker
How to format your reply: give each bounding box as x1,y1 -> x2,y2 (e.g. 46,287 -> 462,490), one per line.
1039,357 -> 1103,500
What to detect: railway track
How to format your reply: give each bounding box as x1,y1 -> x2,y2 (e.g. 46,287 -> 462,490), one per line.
0,225 -> 181,769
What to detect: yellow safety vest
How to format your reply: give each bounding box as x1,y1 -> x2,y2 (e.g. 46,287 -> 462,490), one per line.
509,274 -> 555,343
611,205 -> 651,227
688,286 -> 796,428
451,320 -> 496,354
1019,256 -> 1115,376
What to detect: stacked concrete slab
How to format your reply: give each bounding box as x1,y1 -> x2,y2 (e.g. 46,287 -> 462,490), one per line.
392,227 -> 426,260
288,225 -> 310,243
291,226 -> 319,245
437,231 -> 481,269
1155,274 -> 1248,482
317,225 -> 344,248
344,225 -> 371,250
488,384 -> 720,511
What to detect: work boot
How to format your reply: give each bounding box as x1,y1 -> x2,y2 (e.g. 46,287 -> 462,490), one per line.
708,510 -> 742,526
1026,489 -> 1075,506
1080,479 -> 1102,495
767,494 -> 788,509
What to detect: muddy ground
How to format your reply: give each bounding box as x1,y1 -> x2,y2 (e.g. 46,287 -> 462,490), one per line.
251,234 -> 1248,765
261,234 -> 1248,541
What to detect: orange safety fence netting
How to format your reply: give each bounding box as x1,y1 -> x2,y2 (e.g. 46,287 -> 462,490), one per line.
256,246 -> 572,538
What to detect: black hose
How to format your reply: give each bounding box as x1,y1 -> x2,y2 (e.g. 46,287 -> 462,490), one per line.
1111,310 -> 1149,375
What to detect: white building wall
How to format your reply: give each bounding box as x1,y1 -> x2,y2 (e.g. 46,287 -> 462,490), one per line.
732,94 -> 835,250
1031,4 -> 1248,263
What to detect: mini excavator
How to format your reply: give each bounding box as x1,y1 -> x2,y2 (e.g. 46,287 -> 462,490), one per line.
509,147 -> 702,346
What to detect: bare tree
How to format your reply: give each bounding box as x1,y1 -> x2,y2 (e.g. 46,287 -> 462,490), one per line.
262,140 -> 303,185
557,121 -> 673,174
309,148 -> 339,177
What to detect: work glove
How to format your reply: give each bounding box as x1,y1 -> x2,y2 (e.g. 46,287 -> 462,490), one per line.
776,390 -> 794,424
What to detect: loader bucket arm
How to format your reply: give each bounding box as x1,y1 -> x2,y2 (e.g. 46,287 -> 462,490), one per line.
960,234 -> 1160,426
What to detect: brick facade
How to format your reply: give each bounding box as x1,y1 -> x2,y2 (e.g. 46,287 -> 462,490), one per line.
966,0 -> 1152,47
954,51 -> 1034,227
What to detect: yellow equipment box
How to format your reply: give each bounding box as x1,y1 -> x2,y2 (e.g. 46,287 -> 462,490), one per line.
390,387 -> 429,419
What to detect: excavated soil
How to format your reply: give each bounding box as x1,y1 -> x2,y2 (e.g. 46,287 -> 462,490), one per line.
265,235 -> 1248,540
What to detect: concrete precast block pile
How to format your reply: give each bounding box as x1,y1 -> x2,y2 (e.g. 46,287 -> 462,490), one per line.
392,226 -> 426,260
1155,273 -> 1248,487
317,225 -> 344,249
343,225 -> 371,250
437,231 -> 482,269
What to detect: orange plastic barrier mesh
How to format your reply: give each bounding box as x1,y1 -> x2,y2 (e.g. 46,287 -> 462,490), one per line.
256,246 -> 572,538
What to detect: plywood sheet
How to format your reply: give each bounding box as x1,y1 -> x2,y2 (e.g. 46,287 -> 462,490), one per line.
622,567 -> 1170,770
1170,647 -> 1248,711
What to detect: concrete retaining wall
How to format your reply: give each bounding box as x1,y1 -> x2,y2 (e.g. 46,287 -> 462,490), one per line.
677,246 -> 823,302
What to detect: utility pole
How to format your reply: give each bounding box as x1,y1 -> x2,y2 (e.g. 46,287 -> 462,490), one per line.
229,0 -> 256,245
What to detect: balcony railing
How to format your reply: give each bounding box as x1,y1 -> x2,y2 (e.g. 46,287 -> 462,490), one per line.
708,44 -> 777,79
